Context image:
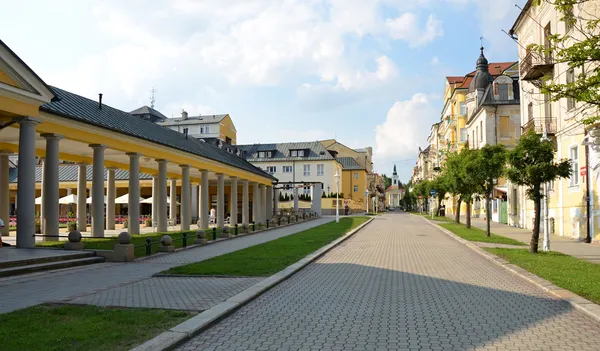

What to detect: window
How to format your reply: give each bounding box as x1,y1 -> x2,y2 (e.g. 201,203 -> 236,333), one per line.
205,125 -> 210,134
499,116 -> 510,138
317,164 -> 324,176
480,121 -> 483,140
354,185 -> 359,192
565,8 -> 574,32
475,127 -> 479,145
354,172 -> 358,179
472,130 -> 475,148
544,93 -> 552,118
459,102 -> 466,115
298,150 -> 305,157
266,166 -> 276,174
498,84 -> 509,100
460,128 -> 467,142
548,180 -> 555,192
283,165 -> 292,173
511,188 -> 518,215
527,102 -> 533,122
258,151 -> 265,158
266,151 -> 272,158
570,146 -> 579,186
291,150 -> 297,157
566,68 -> 575,110
200,126 -> 204,134
303,164 -> 310,176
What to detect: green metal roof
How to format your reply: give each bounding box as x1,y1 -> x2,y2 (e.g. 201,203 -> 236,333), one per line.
337,157 -> 364,170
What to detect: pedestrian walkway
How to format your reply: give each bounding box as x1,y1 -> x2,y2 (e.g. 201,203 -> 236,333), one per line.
0,217 -> 333,313
177,212 -> 600,351
454,215 -> 600,264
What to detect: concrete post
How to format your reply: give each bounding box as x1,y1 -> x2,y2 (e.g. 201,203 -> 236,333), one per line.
274,188 -> 280,216
191,184 -> 198,221
0,151 -> 10,238
252,182 -> 259,223
157,159 -> 168,232
16,117 -> 39,248
151,175 -> 157,225
230,177 -> 238,226
77,163 -> 87,232
266,186 -> 273,220
293,188 -> 299,212
259,184 -> 266,223
217,173 -> 225,228
311,183 -> 322,216
180,165 -> 190,230
169,179 -> 177,221
127,153 -> 140,235
199,170 -> 209,229
41,134 -> 62,239
242,180 -> 249,228
106,167 -> 116,230
90,144 -> 106,237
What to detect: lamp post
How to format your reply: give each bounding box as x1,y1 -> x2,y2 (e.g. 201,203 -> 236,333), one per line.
541,131 -> 551,251
335,171 -> 340,223
365,190 -> 369,213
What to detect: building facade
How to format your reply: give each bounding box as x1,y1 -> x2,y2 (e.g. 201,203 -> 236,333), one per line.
157,111 -> 237,145
386,165 -> 404,208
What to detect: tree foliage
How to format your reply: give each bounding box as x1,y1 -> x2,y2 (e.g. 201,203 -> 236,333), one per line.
530,0 -> 600,123
507,130 -> 572,253
443,148 -> 480,227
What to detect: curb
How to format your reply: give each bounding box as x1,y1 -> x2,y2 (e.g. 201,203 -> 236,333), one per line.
130,217 -> 375,351
418,216 -> 600,324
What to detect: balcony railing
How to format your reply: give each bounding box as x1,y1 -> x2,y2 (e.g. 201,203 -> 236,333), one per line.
520,51 -> 554,81
522,117 -> 557,135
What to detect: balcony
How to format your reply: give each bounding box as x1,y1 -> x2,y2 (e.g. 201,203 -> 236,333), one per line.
520,51 -> 554,81
522,117 -> 557,135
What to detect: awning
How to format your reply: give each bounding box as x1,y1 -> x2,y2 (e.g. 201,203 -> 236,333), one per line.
494,187 -> 508,193
86,196 -> 107,204
35,196 -> 42,205
115,193 -> 146,204
140,196 -> 180,205
59,194 -> 78,204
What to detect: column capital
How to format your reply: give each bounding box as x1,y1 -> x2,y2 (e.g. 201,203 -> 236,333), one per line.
0,150 -> 12,156
106,167 -> 118,171
89,144 -> 106,150
76,162 -> 88,166
179,164 -> 189,169
14,116 -> 41,125
40,133 -> 63,140
126,152 -> 141,157
156,158 -> 167,164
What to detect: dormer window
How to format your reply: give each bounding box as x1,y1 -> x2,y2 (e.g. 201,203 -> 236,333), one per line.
290,149 -> 305,157
258,150 -> 273,158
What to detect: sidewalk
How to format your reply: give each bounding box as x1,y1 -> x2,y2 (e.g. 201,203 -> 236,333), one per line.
452,215 -> 600,264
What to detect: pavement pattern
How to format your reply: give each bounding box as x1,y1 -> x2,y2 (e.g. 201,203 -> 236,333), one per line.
177,212 -> 600,351
0,217 -> 333,313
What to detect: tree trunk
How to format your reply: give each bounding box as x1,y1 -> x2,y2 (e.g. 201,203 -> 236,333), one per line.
486,194 -> 491,237
466,200 -> 472,229
455,198 -> 462,223
531,187 -> 541,253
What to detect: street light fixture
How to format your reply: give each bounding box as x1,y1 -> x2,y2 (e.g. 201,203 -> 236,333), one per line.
335,171 -> 340,223
364,190 -> 369,213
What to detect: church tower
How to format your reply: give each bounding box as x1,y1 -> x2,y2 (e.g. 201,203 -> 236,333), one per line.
392,164 -> 398,187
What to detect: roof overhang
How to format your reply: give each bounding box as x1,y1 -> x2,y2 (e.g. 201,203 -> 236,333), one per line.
509,0 -> 534,36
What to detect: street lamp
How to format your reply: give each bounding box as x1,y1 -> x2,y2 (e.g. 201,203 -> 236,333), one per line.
335,171 -> 340,223
364,190 -> 369,213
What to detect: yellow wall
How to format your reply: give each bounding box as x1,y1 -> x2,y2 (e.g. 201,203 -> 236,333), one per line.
0,70 -> 19,87
219,115 -> 237,145
342,169 -> 367,209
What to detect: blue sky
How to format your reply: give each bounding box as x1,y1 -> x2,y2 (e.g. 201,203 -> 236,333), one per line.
0,0 -> 526,182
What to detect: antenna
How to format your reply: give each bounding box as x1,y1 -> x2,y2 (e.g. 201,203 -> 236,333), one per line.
150,87 -> 156,109
480,35 -> 484,48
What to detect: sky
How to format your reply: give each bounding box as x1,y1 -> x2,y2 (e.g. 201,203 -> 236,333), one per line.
0,0 -> 527,182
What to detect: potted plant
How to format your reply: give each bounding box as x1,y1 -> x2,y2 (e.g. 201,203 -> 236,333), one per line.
145,215 -> 152,227
123,218 -> 128,229
35,217 -> 41,234
67,212 -> 77,231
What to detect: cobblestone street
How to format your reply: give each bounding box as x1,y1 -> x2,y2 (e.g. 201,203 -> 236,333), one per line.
178,213 -> 600,351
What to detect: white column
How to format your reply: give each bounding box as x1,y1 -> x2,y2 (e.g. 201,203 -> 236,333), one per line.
151,175 -> 157,224
106,167 -> 116,230
16,117 -> 39,248
77,172 -> 86,220
242,180 -> 249,227
252,182 -> 259,223
90,144 -> 106,237
217,173 -> 225,228
274,188 -> 280,216
41,134 -> 62,239
191,184 -> 199,222
180,165 -> 190,230
230,177 -> 238,226
266,186 -> 273,220
40,157 -> 44,234
0,151 -> 10,238
260,184 -> 266,222
127,153 -> 140,235
199,170 -> 209,229
311,183 -> 322,216
157,159 -> 168,232
169,179 -> 177,221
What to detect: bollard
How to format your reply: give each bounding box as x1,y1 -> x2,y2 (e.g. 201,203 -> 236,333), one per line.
213,227 -> 217,241
183,232 -> 187,248
303,213 -> 306,220
296,215 -> 298,222
145,237 -> 152,256
266,219 -> 269,228
252,221 -> 255,232
235,224 -> 238,236
278,216 -> 281,226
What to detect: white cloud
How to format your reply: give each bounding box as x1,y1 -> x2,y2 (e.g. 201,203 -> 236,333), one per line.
431,56 -> 439,65
386,13 -> 443,47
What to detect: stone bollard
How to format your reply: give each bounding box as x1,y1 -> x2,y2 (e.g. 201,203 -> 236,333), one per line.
194,230 -> 207,245
221,226 -> 231,238
159,235 -> 174,252
114,232 -> 135,262
65,230 -> 84,250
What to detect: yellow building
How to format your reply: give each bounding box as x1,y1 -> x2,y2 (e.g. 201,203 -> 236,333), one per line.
338,157 -> 368,211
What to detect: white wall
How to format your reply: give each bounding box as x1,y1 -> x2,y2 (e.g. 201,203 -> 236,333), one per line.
164,122 -> 220,139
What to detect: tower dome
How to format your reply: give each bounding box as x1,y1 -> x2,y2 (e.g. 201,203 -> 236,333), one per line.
468,47 -> 493,93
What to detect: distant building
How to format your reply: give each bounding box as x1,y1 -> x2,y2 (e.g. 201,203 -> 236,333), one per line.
130,105 -> 168,123
386,165 -> 404,208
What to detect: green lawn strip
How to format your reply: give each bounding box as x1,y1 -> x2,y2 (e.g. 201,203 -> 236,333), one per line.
439,222 -> 526,246
486,248 -> 600,304
36,229 -> 222,257
410,212 -> 453,222
165,216 -> 369,276
0,304 -> 192,351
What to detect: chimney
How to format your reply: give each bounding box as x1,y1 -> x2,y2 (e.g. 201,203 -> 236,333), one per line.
182,110 -> 188,119
98,93 -> 103,109
183,127 -> 189,139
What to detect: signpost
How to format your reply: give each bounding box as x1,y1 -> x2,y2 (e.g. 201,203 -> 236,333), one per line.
430,189 -> 436,219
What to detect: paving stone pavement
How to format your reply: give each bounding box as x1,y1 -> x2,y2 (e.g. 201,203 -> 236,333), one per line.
177,212 -> 600,351
0,217 -> 332,314
68,276 -> 263,311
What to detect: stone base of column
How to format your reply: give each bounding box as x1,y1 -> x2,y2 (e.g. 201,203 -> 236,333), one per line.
113,244 -> 135,262
65,242 -> 84,250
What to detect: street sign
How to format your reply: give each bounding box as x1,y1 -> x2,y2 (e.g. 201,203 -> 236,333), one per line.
430,189 -> 437,196
580,166 -> 587,177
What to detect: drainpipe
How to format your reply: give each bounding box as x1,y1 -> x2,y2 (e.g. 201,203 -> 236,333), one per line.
585,130 -> 592,243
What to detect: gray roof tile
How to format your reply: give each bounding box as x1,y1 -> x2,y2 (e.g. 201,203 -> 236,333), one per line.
159,114 -> 228,126
337,157 -> 364,170
237,142 -> 334,162
9,165 -> 153,183
40,87 -> 274,181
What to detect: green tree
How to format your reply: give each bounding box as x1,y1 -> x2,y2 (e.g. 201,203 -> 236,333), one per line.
444,148 -> 479,227
430,174 -> 450,216
529,0 -> 600,124
469,144 -> 507,237
382,174 -> 392,190
506,130 -> 571,253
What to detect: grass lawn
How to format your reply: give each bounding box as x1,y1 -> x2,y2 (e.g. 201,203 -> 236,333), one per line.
439,222 -> 525,246
36,229 -> 223,257
486,248 -> 600,304
165,216 -> 369,276
411,212 -> 454,222
0,304 -> 191,351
